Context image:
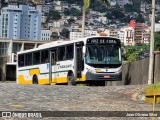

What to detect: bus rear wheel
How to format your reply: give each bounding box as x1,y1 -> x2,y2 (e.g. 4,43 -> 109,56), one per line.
67,73 -> 76,86
32,75 -> 38,84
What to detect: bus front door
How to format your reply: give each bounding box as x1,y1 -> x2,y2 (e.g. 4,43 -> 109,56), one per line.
49,51 -> 56,84
75,42 -> 84,79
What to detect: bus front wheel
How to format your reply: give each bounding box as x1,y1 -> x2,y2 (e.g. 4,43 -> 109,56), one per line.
32,75 -> 38,84
67,73 -> 76,86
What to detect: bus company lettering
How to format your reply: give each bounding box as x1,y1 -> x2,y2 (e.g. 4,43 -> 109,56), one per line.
57,64 -> 72,69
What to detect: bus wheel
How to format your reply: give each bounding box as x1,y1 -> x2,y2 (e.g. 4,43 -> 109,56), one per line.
32,75 -> 38,84
67,73 -> 76,86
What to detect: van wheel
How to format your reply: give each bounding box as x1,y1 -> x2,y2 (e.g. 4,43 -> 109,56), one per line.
32,75 -> 38,84
67,73 -> 76,86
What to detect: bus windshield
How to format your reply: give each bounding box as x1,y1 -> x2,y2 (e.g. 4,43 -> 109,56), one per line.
85,44 -> 121,66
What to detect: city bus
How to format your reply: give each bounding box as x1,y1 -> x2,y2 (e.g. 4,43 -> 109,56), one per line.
17,36 -> 122,85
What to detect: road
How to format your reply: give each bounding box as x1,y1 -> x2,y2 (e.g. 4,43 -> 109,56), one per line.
0,83 -> 159,120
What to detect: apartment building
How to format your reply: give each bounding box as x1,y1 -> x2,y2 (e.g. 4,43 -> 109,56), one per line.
117,29 -> 124,43
129,20 -> 147,44
104,29 -> 118,38
0,5 -> 42,40
41,30 -> 52,41
122,27 -> 134,46
70,30 -> 97,41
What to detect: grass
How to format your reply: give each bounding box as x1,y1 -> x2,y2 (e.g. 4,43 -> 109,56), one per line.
146,82 -> 160,89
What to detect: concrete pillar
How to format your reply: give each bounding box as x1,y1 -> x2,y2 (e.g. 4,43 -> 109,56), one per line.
34,43 -> 38,48
20,42 -> 24,51
8,39 -> 13,62
2,63 -> 6,82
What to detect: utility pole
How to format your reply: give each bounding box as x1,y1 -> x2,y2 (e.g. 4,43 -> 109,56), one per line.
148,0 -> 155,84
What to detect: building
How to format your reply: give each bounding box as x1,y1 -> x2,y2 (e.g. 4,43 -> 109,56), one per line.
0,38 -> 49,81
70,30 -> 97,41
129,20 -> 148,44
108,0 -> 117,6
117,29 -> 124,43
117,0 -> 132,7
41,30 -> 52,41
32,0 -> 44,4
104,29 -> 118,38
122,27 -> 134,46
155,23 -> 160,32
0,5 -> 42,40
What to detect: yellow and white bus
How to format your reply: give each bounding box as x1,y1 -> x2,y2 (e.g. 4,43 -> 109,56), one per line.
17,36 -> 122,85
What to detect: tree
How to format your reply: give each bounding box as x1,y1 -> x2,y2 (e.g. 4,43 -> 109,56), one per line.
70,8 -> 82,16
68,18 -> 75,25
154,31 -> 160,51
1,0 -> 8,8
82,0 -> 110,37
82,0 -> 90,37
122,44 -> 149,62
46,10 -> 61,23
136,14 -> 145,23
64,8 -> 70,16
60,28 -> 70,38
51,32 -> 59,40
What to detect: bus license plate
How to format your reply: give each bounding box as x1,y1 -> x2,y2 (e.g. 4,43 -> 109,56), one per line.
104,75 -> 110,78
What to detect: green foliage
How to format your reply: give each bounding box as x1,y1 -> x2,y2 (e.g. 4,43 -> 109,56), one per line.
63,9 -> 70,16
70,8 -> 82,16
154,32 -> 160,51
146,82 -> 160,89
124,4 -> 136,12
106,10 -> 125,20
63,8 -> 81,17
1,0 -> 8,8
136,14 -> 145,23
60,28 -> 70,38
122,44 -> 149,62
122,45 -> 138,62
119,15 -> 131,23
46,10 -> 61,23
67,18 -> 75,24
83,0 -> 90,11
51,32 -> 59,40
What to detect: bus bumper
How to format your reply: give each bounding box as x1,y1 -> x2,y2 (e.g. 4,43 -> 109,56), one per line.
86,71 -> 122,81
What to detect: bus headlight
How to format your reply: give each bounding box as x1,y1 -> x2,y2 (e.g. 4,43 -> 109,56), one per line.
88,69 -> 96,74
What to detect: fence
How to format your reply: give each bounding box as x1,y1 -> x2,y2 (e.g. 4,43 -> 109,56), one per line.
116,53 -> 160,85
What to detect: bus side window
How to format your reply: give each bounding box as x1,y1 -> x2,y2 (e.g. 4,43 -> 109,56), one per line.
41,50 -> 49,63
33,51 -> 40,65
18,55 -> 24,67
58,47 -> 65,61
66,45 -> 73,59
25,53 -> 32,66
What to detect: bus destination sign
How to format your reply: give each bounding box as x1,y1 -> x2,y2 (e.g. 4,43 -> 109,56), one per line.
87,38 -> 120,44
